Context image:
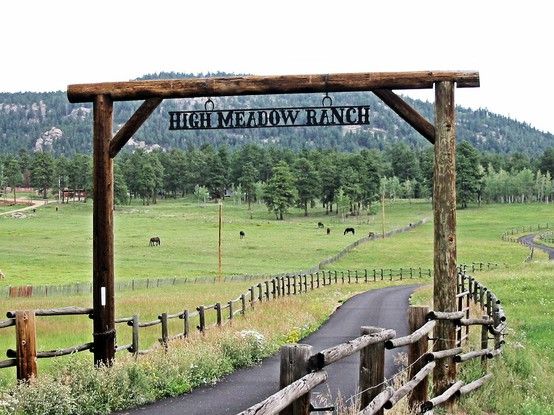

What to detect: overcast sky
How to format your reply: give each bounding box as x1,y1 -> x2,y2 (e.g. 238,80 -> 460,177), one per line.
2,0 -> 554,135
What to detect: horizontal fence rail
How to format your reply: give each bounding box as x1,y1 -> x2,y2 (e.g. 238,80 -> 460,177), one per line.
232,271 -> 506,415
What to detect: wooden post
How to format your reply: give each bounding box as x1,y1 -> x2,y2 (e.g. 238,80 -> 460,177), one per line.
197,306 -> 206,333
228,301 -> 233,321
272,279 -> 277,299
258,283 -> 263,302
265,281 -> 270,300
241,294 -> 246,315
216,303 -> 222,326
160,313 -> 169,349
381,193 -> 386,239
131,315 -> 139,356
432,80 -> 458,397
408,306 -> 430,410
218,202 -> 223,282
481,315 -> 489,370
15,310 -> 37,381
280,344 -> 313,415
359,326 -> 385,412
249,286 -> 255,307
92,94 -> 115,367
183,310 -> 190,337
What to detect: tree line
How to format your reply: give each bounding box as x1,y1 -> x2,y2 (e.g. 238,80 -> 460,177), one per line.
0,144 -> 553,219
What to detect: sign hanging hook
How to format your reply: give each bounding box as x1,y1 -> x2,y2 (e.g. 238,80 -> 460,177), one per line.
322,74 -> 333,107
321,92 -> 333,107
204,98 -> 215,111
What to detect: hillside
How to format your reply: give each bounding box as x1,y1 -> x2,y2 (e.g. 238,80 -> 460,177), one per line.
1,72 -> 552,156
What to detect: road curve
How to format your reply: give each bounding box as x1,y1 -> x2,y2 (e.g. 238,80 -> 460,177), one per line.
518,233 -> 554,260
116,284 -> 420,415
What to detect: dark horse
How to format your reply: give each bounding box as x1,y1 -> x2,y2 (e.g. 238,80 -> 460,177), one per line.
149,236 -> 161,246
344,227 -> 355,235
239,231 -> 245,239
317,222 -> 324,228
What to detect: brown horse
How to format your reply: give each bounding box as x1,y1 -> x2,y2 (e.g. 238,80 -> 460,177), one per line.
149,236 -> 161,246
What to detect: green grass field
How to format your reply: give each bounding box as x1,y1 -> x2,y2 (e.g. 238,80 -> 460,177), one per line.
0,198 -> 431,286
1,199 -> 553,414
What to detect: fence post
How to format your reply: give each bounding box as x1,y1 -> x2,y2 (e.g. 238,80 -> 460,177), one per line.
348,270 -> 351,284
160,313 -> 169,349
197,306 -> 205,333
481,315 -> 489,370
310,273 -> 314,290
249,286 -> 255,308
216,303 -> 222,326
272,279 -> 277,299
258,283 -> 263,302
364,269 -> 368,283
304,275 -> 308,291
334,270 -> 337,283
359,326 -> 385,412
292,276 -> 297,294
265,281 -> 270,300
287,276 -> 291,295
408,306 -> 430,410
228,301 -> 233,321
15,310 -> 37,381
131,314 -> 139,356
280,344 -> 313,415
341,271 -> 345,284
241,294 -> 246,315
182,310 -> 190,338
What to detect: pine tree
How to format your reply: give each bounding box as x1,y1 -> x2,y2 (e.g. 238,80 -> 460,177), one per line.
456,141 -> 481,208
30,152 -> 55,199
263,161 -> 297,220
293,157 -> 320,216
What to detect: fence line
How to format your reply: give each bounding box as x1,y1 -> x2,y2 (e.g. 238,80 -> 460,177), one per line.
237,270 -> 506,415
0,267 -> 432,379
500,222 -> 551,243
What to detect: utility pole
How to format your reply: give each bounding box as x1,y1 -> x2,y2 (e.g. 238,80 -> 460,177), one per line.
381,193 -> 386,239
218,201 -> 223,282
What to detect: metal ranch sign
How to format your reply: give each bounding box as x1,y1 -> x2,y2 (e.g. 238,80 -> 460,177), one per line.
168,105 -> 370,130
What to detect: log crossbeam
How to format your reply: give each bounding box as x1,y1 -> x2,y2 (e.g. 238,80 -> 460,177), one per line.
68,71 -> 479,103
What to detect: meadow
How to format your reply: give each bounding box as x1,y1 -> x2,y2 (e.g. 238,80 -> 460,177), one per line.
0,198 -> 553,414
0,198 -> 431,286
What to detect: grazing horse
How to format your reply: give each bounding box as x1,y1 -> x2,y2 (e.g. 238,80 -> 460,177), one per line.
239,231 -> 245,239
344,227 -> 355,235
317,222 -> 324,228
326,227 -> 331,235
368,231 -> 375,238
149,236 -> 161,246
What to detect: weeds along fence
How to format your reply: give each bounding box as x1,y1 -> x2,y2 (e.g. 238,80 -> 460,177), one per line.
500,222 -> 551,242
237,271 -> 506,415
538,230 -> 554,244
0,267 -> 431,379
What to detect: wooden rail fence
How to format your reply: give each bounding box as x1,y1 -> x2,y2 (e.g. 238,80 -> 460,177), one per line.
237,271 -> 506,415
500,222 -> 551,243
0,267 -> 431,379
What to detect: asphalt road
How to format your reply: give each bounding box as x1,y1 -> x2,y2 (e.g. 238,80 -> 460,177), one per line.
116,284 -> 419,415
518,233 -> 554,260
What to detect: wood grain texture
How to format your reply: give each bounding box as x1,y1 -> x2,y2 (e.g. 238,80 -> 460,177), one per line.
372,89 -> 435,143
432,81 -> 458,396
15,310 -> 37,380
67,71 -> 480,103
92,94 -> 115,366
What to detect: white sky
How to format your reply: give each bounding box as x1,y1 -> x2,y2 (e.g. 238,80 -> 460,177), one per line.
2,0 -> 554,135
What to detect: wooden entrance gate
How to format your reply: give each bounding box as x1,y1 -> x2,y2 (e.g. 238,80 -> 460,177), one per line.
67,70 -> 480,395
